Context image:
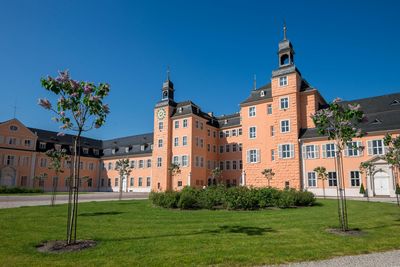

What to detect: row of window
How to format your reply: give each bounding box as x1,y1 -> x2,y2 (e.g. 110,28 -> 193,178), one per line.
219,143 -> 243,153
248,97 -> 290,118
307,171 -> 361,187
0,136 -> 34,148
113,177 -> 151,187
106,159 -> 152,170
303,139 -> 386,160
249,120 -> 291,139
247,144 -> 295,163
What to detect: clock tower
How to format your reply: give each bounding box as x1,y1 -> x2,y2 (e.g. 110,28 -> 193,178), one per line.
152,71 -> 175,191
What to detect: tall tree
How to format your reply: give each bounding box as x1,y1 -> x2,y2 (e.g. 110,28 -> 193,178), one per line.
261,168 -> 275,187
314,166 -> 328,199
168,162 -> 181,188
312,98 -> 364,231
115,158 -> 132,200
46,148 -> 68,206
359,161 -> 375,202
383,134 -> 400,206
39,70 -> 110,244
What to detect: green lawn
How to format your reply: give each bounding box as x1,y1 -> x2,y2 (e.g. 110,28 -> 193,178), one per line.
0,200 -> 399,267
0,192 -> 92,196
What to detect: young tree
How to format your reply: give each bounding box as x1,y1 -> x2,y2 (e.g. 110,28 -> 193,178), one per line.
312,98 -> 364,231
383,134 -> 400,206
115,158 -> 132,200
261,168 -> 275,187
314,166 -> 328,199
359,161 -> 375,202
46,148 -> 68,206
210,167 -> 222,185
33,173 -> 48,191
168,163 -> 181,189
39,70 -> 110,244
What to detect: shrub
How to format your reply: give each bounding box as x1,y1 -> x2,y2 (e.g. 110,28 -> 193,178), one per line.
197,185 -> 226,209
225,187 -> 259,210
178,187 -> 200,209
0,186 -> 43,194
149,191 -> 180,209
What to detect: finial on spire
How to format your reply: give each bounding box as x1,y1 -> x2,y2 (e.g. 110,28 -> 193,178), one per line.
253,74 -> 257,90
283,19 -> 287,40
166,66 -> 170,81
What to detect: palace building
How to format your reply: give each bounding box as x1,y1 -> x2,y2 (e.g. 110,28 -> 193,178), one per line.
1,30 -> 399,197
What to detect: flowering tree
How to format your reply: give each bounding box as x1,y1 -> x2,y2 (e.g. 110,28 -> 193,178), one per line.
39,70 -> 110,245
383,134 -> 400,206
46,148 -> 68,206
261,168 -> 275,187
312,98 -> 364,231
115,158 -> 132,200
314,166 -> 328,199
210,167 -> 222,185
359,161 -> 375,202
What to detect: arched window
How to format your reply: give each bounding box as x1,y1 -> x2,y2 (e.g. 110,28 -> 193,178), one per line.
280,54 -> 289,65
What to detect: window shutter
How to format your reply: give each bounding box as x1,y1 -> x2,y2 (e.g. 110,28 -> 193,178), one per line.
246,150 -> 250,163
278,145 -> 283,159
358,141 -> 363,156
367,140 -> 373,155
322,144 -> 326,158
315,145 -> 320,159
256,149 -> 261,163
290,144 -> 295,158
344,144 -> 348,157
302,146 -> 307,159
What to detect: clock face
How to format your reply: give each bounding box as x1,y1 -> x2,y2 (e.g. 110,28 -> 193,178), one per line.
157,108 -> 166,119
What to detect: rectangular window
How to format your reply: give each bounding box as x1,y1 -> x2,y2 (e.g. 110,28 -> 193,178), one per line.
174,121 -> 179,129
280,120 -> 290,133
207,144 -> 211,152
225,130 -> 230,137
146,177 -> 151,187
200,122 -> 203,130
232,129 -> 237,136
226,161 -> 231,170
178,181 -> 183,187
328,172 -> 337,187
200,139 -> 204,148
303,145 -> 319,159
225,144 -> 230,153
323,143 -> 336,158
247,149 -> 260,163
147,159 -> 151,168
345,141 -> 362,157
88,163 -> 94,170
219,161 -> 224,170
270,125 -> 275,137
173,156 -> 179,165
182,155 -> 188,167
280,97 -> 289,110
138,177 -> 143,187
158,121 -> 164,131
182,136 -> 188,146
249,127 -> 256,139
200,157 -> 204,168
115,178 -> 119,187
24,139 -> 31,147
207,160 -> 211,169
40,158 -> 47,168
239,160 -> 243,169
130,160 -> 136,168
157,157 -> 162,167
279,76 -> 288,86
368,139 -> 384,155
219,131 -> 224,138
271,149 -> 275,161
174,137 -> 179,147
232,160 -> 237,170
350,171 -> 361,187
219,145 -> 224,153
158,139 -> 163,148
238,128 -> 242,136
6,155 -> 15,166
278,144 -> 294,159
232,143 -> 237,152
195,156 -> 200,167
108,162 -> 113,170
139,160 -> 144,168
196,120 -> 199,128
267,104 -> 273,115
213,131 -> 216,138
39,142 -> 46,149
239,143 -> 242,151
249,106 -> 256,117
183,119 -> 188,128
207,129 -> 211,136
308,172 -> 317,187
130,177 -> 134,186
213,145 -> 216,153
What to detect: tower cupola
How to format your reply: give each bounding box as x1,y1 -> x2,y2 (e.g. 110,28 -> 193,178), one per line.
161,67 -> 174,101
278,24 -> 295,68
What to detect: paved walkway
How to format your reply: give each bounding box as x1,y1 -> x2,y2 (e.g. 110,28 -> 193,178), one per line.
320,196 -> 399,204
272,250 -> 400,267
0,192 -> 149,209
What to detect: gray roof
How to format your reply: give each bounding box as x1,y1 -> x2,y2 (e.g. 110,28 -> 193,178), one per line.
28,128 -> 102,157
102,133 -> 153,158
240,79 -> 313,106
300,92 -> 400,139
215,113 -> 241,129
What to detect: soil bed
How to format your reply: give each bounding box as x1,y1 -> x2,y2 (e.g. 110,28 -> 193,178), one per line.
326,228 -> 363,236
36,240 -> 96,253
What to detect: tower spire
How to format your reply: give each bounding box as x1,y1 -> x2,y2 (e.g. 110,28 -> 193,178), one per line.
166,66 -> 170,81
283,19 -> 287,40
253,74 -> 257,90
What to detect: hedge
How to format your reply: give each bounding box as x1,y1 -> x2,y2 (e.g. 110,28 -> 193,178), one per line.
0,186 -> 44,194
149,185 -> 316,210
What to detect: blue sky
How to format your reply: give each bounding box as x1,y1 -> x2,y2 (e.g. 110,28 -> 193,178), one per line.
1,0 -> 399,139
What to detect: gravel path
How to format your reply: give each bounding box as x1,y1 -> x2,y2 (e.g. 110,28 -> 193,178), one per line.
0,192 -> 148,209
271,250 -> 400,267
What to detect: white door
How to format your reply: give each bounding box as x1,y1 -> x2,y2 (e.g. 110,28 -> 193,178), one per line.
122,178 -> 127,192
374,171 -> 390,196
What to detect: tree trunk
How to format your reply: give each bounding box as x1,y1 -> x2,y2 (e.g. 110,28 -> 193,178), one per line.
335,149 -> 349,231
119,175 -> 123,201
50,175 -> 58,206
322,181 -> 326,200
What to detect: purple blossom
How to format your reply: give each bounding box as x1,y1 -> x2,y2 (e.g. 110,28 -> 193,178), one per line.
70,80 -> 80,90
57,132 -> 65,137
332,97 -> 342,103
102,104 -> 110,114
89,95 -> 100,102
38,98 -> 52,109
60,111 -> 65,116
84,84 -> 93,94
355,128 -> 363,137
348,103 -> 360,111
71,92 -> 78,98
55,70 -> 70,83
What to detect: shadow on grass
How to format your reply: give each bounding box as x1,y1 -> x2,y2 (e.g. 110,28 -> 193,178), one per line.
79,211 -> 124,216
99,225 -> 276,242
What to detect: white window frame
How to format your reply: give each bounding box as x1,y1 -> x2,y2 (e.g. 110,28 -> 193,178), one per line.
249,106 -> 256,117
247,149 -> 260,163
183,119 -> 188,128
350,171 -> 361,187
249,126 -> 256,139
279,96 -> 289,110
182,136 -> 188,146
181,155 -> 189,167
322,143 -> 337,158
345,141 -> 362,157
158,121 -> 164,131
174,120 -> 179,129
307,172 -> 317,187
157,157 -> 162,167
367,139 -> 385,155
267,104 -> 273,115
280,119 -> 290,133
174,137 -> 179,147
158,139 -> 163,148
303,145 -> 319,159
279,76 -> 288,87
278,144 -> 294,159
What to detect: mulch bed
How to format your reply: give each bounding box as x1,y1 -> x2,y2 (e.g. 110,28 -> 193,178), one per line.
326,228 -> 364,236
36,240 -> 96,253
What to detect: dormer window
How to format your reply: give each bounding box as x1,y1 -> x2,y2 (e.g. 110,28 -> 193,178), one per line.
260,91 -> 265,97
112,148 -> 116,154
83,148 -> 89,154
371,118 -> 382,125
391,99 -> 400,105
125,147 -> 129,153
93,149 -> 99,155
178,107 -> 183,113
39,142 -> 46,149
9,125 -> 18,131
140,145 -> 145,151
279,76 -> 288,87
224,119 -> 228,125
